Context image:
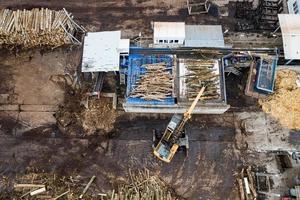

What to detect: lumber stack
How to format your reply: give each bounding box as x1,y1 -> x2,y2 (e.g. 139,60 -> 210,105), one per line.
130,62 -> 173,101
0,8 -> 84,48
184,59 -> 220,101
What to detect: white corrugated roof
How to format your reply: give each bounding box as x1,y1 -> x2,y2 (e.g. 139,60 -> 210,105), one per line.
82,31 -> 125,72
185,25 -> 225,47
278,14 -> 300,60
153,22 -> 185,39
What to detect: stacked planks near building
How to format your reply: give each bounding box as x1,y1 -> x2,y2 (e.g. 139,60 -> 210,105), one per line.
0,8 -> 84,48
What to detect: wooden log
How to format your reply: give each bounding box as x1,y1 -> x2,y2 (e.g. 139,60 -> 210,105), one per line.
30,187 -> 46,196
237,178 -> 245,200
79,175 -> 96,199
14,184 -> 45,188
246,166 -> 257,198
52,190 -> 70,200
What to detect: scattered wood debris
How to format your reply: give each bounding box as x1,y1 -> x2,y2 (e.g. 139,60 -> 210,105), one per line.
130,62 -> 173,101
259,69 -> 300,130
0,8 -> 84,48
184,59 -> 220,101
237,166 -> 257,200
7,170 -> 181,200
108,169 -> 176,200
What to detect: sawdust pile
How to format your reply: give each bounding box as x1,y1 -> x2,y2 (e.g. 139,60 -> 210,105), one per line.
259,69 -> 300,129
82,98 -> 119,135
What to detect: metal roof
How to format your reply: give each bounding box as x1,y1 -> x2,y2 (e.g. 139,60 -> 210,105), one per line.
184,25 -> 225,47
82,31 -> 124,72
153,22 -> 185,39
278,14 -> 300,60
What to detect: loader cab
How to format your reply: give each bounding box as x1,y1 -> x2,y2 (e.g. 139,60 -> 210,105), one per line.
153,114 -> 184,162
167,114 -> 183,132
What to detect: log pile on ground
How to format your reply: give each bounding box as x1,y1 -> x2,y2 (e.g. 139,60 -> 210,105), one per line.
236,166 -> 257,200
184,59 -> 220,101
0,8 -> 84,48
259,69 -> 300,130
130,62 -> 173,101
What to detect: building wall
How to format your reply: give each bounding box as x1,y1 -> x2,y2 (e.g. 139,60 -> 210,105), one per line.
287,0 -> 300,14
153,37 -> 185,45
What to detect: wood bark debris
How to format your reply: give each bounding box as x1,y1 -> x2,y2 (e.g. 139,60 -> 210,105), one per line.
101,169 -> 175,200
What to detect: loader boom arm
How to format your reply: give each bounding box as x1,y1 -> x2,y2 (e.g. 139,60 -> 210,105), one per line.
172,86 -> 206,141
184,86 -> 206,120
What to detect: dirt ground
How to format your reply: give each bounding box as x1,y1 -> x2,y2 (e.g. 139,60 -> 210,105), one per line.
0,0 -> 297,199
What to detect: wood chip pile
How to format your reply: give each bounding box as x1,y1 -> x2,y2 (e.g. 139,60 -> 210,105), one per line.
259,69 -> 300,130
0,8 -> 84,48
184,59 -> 220,101
130,62 -> 173,101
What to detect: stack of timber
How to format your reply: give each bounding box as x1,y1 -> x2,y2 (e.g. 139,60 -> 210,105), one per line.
184,59 -> 220,101
130,62 -> 173,101
237,166 -> 257,200
0,8 -> 84,48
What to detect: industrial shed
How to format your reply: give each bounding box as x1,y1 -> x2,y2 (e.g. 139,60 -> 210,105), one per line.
184,25 -> 225,47
153,22 -> 185,46
81,31 -> 129,72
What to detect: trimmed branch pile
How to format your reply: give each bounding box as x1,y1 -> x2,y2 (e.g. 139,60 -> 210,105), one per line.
259,69 -> 300,130
130,62 -> 173,101
0,8 -> 84,48
184,59 -> 220,101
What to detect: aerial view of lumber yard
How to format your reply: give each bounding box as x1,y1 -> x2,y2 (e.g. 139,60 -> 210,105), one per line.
0,0 -> 300,199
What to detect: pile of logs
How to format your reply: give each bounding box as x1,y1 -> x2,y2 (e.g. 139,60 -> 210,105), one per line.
184,59 -> 220,101
0,8 -> 84,48
237,166 -> 258,200
130,62 -> 173,101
